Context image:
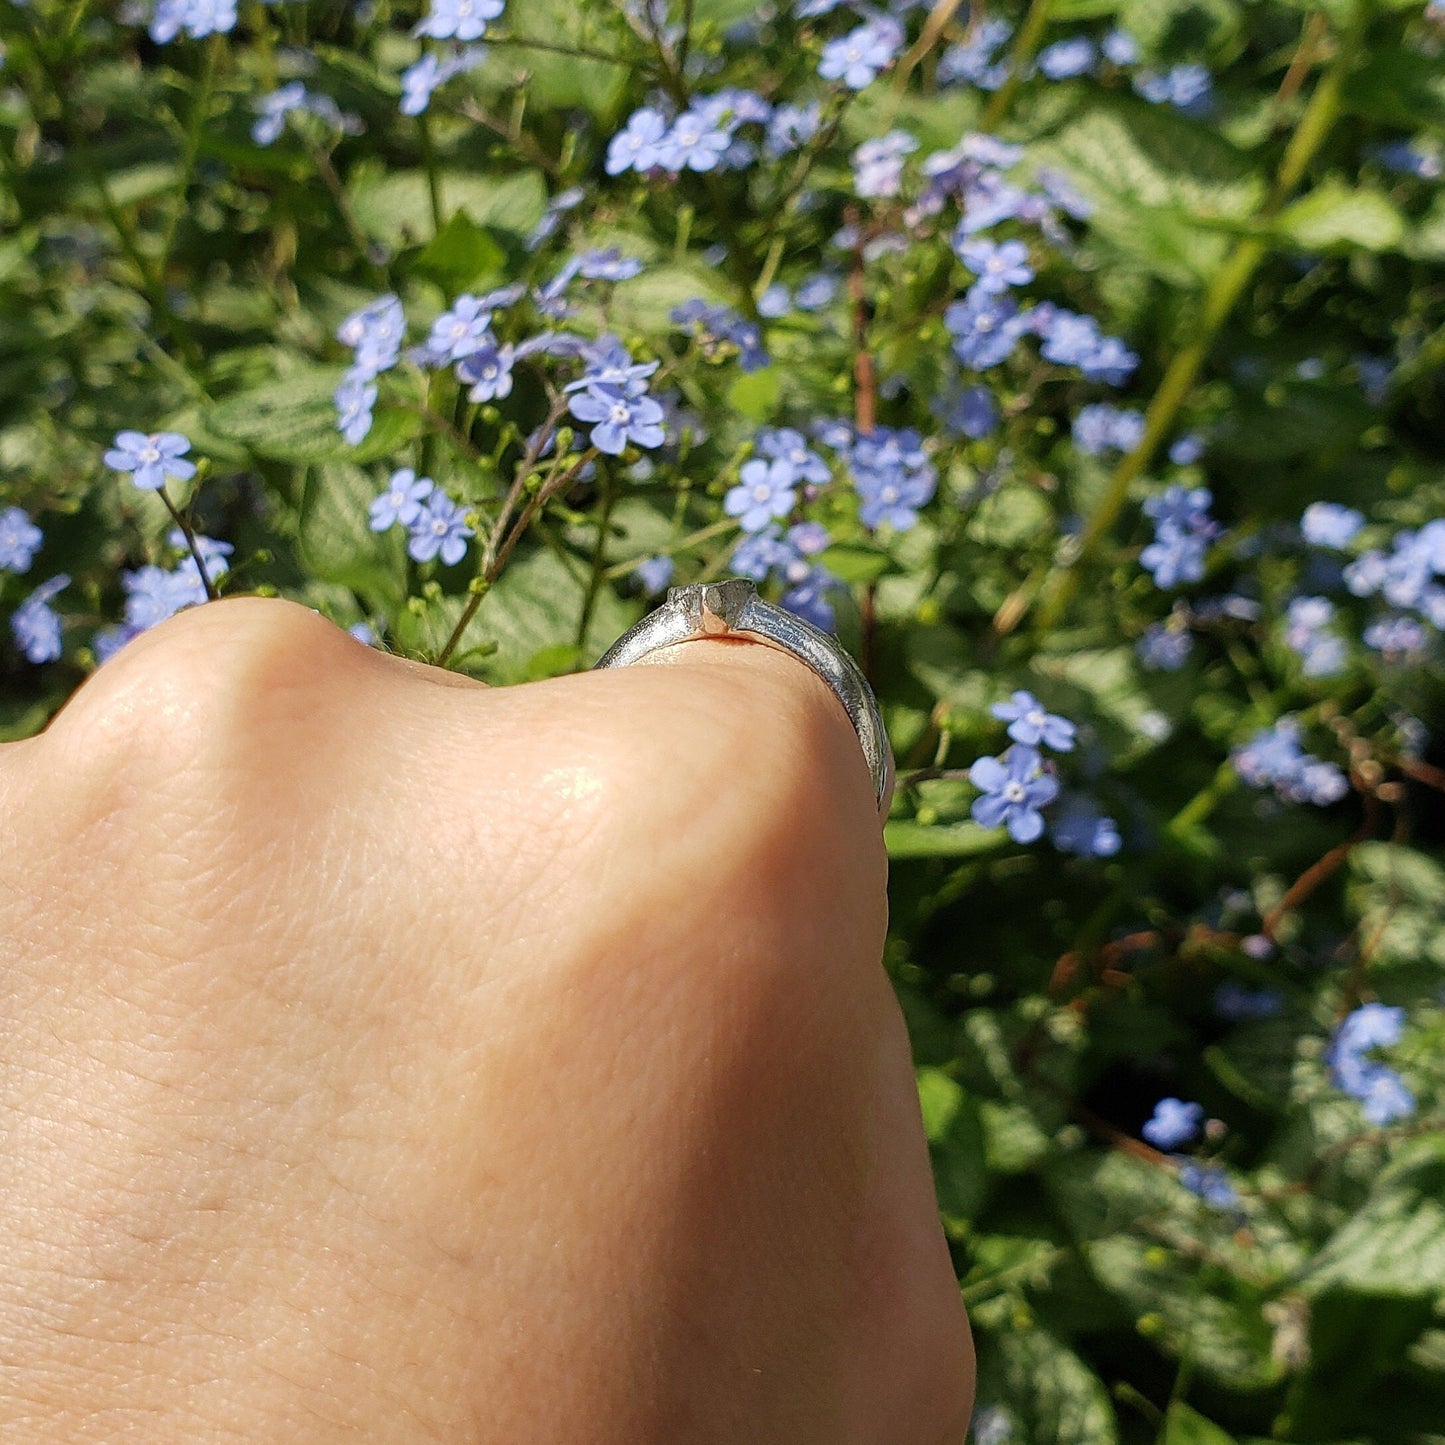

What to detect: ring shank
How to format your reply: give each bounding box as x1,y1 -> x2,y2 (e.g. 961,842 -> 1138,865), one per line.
595,585 -> 893,811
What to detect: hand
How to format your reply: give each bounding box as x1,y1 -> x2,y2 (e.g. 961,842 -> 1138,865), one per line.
0,598 -> 973,1444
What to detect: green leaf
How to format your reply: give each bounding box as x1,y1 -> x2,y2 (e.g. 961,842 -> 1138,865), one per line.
819,543 -> 894,584
208,369 -> 424,464
1029,96 -> 1263,287
884,819 -> 1002,859
410,212 -> 508,292
298,462 -> 407,612
1162,1404 -> 1239,1445
400,546 -> 637,682
1300,1141 -> 1445,1299
1274,180 -> 1407,253
348,170 -> 547,249
1342,45 -> 1445,130
974,1327 -> 1120,1445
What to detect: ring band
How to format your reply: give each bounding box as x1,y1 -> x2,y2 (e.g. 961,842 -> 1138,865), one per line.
594,578 -> 893,811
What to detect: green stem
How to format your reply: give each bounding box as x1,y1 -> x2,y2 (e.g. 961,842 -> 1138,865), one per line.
158,33 -> 222,270
575,472 -> 618,648
1032,24 -> 1353,632
979,0 -> 1054,132
416,110 -> 445,234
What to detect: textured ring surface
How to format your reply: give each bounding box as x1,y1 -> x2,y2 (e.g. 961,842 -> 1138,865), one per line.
594,578 -> 893,811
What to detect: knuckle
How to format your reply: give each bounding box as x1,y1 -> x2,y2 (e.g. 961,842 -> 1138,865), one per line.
45,597 -> 362,784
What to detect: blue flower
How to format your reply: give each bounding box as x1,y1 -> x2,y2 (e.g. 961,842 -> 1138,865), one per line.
1051,796 -> 1121,857
1073,403 -> 1144,457
1037,36 -> 1097,79
970,1406 -> 1014,1445
400,47 -> 488,115
1100,29 -> 1140,66
991,690 -> 1076,751
607,107 -> 669,175
730,526 -> 797,581
671,300 -> 768,372
0,507 -> 43,574
406,490 -> 474,565
634,555 -> 675,594
937,385 -> 999,439
426,294 -> 494,363
1143,1097 -> 1203,1149
1140,485 -> 1220,589
658,109 -> 731,172
1135,63 -> 1213,114
1327,1004 -> 1415,1126
104,430 -> 197,491
1284,596 -> 1346,678
765,102 -> 821,157
780,560 -> 842,632
956,237 -> 1034,294
11,574 -> 68,663
818,18 -> 904,90
1364,615 -> 1427,657
1178,1161 -> 1238,1210
566,336 -> 660,395
252,82 -> 307,146
334,373 -> 378,445
1169,433 -> 1205,466
725,458 -> 799,533
1136,622 -> 1193,671
757,427 -> 830,485
968,745 -> 1059,844
578,248 -> 643,282
414,0 -> 503,42
150,0 -> 237,43
568,386 -> 667,454
1300,501 -> 1364,550
369,468 -> 434,531
944,290 -> 1028,370
850,427 -> 937,531
338,294 -> 406,379
1233,717 -> 1348,806
852,131 -> 918,199
661,112 -> 734,174
937,20 -> 1011,88
457,343 -> 515,402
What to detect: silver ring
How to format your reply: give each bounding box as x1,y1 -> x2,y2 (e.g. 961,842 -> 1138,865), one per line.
594,578 -> 893,811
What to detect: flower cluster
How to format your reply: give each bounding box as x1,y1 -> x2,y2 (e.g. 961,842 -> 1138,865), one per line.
1140,485 -> 1221,589
1326,1003 -> 1415,1126
368,469 -> 474,565
1233,718 -> 1349,806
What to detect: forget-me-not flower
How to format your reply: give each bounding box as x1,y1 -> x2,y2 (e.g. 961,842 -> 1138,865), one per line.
104,431 -> 197,491
11,574 -> 68,663
414,0 -> 503,42
968,745 -> 1059,843
725,458 -> 798,533
569,387 -> 667,455
1142,1097 -> 1204,1149
369,469 -> 434,532
818,18 -> 904,90
458,343 -> 515,402
407,490 -> 474,565
0,507 -> 43,574
991,690 -> 1076,751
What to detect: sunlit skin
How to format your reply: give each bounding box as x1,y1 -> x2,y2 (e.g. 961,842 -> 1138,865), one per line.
0,597 -> 973,1444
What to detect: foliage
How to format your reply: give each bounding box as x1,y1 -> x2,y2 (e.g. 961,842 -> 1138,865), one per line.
1,0 -> 1444,1439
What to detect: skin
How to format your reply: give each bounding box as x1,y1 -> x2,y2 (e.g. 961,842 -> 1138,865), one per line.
0,597 -> 974,1443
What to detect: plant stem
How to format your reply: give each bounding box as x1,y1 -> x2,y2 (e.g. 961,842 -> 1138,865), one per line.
1030,21 -> 1353,632
436,398 -> 572,666
979,0 -> 1054,132
159,33 -> 222,270
416,111 -> 445,234
159,487 -> 220,601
